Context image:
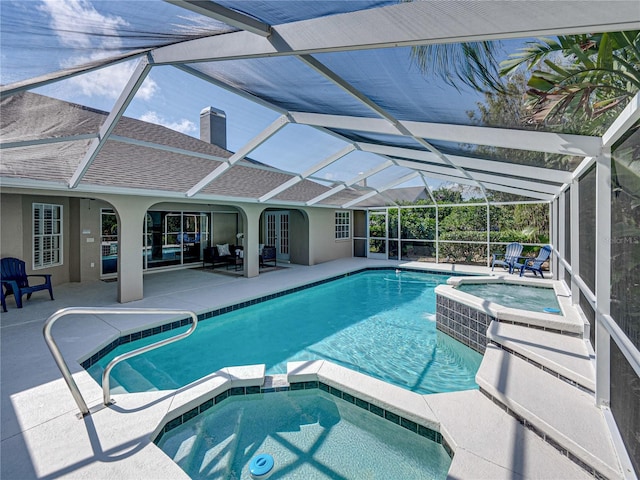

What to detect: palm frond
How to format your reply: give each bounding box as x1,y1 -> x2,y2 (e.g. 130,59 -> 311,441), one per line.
410,41 -> 505,93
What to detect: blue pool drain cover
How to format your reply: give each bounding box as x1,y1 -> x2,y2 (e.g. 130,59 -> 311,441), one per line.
249,454 -> 274,478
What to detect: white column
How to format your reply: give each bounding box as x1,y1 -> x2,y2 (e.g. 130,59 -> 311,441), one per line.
107,196 -> 154,303
595,149 -> 612,406
558,194 -> 566,284
237,204 -> 263,278
551,200 -> 558,280
570,179 -> 580,304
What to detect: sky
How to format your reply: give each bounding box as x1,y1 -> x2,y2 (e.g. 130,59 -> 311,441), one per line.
0,0 -> 520,193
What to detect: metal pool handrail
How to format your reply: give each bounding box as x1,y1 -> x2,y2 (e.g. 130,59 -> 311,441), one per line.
43,307 -> 198,416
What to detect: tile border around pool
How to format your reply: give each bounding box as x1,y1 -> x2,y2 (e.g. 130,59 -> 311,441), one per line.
80,267 -> 465,369
152,379 -> 454,460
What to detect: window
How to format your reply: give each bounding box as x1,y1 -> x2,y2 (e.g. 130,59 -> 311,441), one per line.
335,211 -> 350,239
33,203 -> 62,269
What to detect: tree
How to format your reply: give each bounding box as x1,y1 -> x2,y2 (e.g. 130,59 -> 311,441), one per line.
409,42 -> 505,93
410,25 -> 639,135
500,32 -> 640,134
430,185 -> 463,204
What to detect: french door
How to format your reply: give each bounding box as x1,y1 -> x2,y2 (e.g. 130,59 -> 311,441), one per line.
265,211 -> 290,262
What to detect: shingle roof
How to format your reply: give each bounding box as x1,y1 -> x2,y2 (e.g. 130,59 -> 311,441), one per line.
1,92 -> 349,206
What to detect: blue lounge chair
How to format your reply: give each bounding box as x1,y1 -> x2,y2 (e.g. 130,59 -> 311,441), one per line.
517,245 -> 552,278
491,242 -> 523,274
0,257 -> 54,309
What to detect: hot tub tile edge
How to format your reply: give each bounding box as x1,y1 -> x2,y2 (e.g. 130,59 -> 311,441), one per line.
315,361 -> 440,431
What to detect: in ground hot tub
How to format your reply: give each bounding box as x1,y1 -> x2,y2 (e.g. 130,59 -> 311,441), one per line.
456,282 -> 562,314
155,386 -> 451,479
435,276 -> 582,354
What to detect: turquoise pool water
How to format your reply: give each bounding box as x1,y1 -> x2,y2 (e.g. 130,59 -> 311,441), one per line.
90,270 -> 482,394
156,389 -> 451,480
456,282 -> 562,314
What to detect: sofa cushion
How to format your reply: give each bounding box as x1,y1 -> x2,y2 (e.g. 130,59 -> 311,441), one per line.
217,243 -> 230,256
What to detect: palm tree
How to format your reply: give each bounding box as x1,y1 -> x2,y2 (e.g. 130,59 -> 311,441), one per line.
409,42 -> 506,93
500,31 -> 640,134
410,26 -> 640,135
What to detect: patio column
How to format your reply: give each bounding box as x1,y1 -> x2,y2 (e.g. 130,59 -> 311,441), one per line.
238,204 -> 263,278
107,196 -> 153,303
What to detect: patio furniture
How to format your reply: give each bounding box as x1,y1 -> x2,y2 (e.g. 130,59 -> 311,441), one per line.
516,245 -> 552,278
0,257 -> 54,309
491,242 -> 524,274
1,285 -> 6,313
260,246 -> 277,268
203,244 -> 237,269
229,246 -> 244,271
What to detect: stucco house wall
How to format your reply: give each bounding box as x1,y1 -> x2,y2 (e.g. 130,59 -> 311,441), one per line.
1,191 -> 354,297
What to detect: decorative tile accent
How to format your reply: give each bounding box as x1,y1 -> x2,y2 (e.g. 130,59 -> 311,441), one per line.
154,379 -> 453,461
479,388 -> 606,479
436,294 -> 492,354
384,410 -> 400,425
214,391 -> 228,404
229,387 -> 245,396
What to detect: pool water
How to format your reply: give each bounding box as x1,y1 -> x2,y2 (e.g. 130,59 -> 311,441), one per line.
456,282 -> 562,314
156,389 -> 451,480
90,270 -> 482,395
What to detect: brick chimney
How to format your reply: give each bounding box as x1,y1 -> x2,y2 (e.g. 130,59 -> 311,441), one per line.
199,106 -> 227,149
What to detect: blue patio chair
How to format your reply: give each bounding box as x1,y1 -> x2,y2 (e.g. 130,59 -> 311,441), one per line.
0,257 -> 54,309
1,285 -> 6,313
260,246 -> 277,268
516,245 -> 552,278
491,242 -> 523,274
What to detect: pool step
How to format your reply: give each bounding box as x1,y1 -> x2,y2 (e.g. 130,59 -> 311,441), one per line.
477,344 -> 622,479
132,357 -> 181,390
109,361 -> 158,394
487,321 -> 595,393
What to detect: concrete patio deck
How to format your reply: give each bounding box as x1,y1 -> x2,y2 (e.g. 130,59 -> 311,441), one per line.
0,258 -> 619,479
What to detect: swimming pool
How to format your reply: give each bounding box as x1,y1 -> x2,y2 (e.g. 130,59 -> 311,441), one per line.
89,270 -> 482,395
156,388 -> 451,479
456,282 -> 562,314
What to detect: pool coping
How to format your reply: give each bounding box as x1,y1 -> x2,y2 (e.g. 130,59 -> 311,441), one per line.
151,362 -> 454,463
130,357 -> 593,480
2,259 -> 605,480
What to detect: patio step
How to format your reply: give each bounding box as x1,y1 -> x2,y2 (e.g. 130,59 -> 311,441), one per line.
477,344 -> 622,479
487,321 -> 595,393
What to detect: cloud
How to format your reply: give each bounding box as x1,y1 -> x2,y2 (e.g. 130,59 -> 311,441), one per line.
139,111 -> 197,135
39,0 -> 127,49
38,0 -> 157,101
66,62 -> 158,101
